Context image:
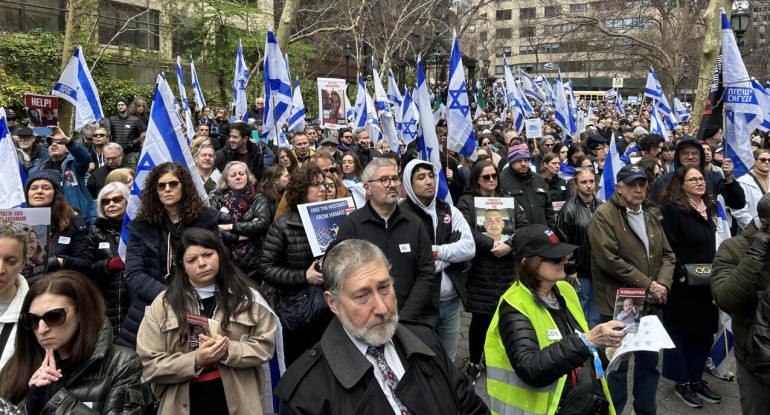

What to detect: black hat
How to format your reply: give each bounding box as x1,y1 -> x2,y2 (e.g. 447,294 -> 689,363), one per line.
586,134 -> 609,150
621,127 -> 634,134
512,225 -> 577,259
616,164 -> 647,183
6,109 -> 17,120
116,97 -> 129,106
16,127 -> 34,136
25,169 -> 63,194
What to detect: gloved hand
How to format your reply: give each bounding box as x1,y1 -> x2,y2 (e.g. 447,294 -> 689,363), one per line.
107,256 -> 125,271
747,231 -> 770,261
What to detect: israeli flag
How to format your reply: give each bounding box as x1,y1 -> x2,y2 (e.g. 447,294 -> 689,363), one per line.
189,56 -> 206,109
175,56 -> 195,142
566,80 -> 578,118
0,109 -> 25,209
365,91 -> 384,143
263,28 -> 293,148
597,134 -> 623,202
233,39 -> 249,121
709,310 -> 735,381
415,56 -> 451,204
446,32 -> 477,161
616,88 -> 626,117
558,163 -> 575,181
715,197 -> 732,248
521,70 -> 546,103
344,88 -> 354,120
400,87 -> 419,148
673,94 -> 691,123
605,89 -> 617,100
353,75 -> 368,128
372,58 -> 390,111
387,70 -> 403,129
503,58 -> 524,133
554,72 -> 577,140
587,102 -> 594,121
118,75 -> 208,260
750,79 -> 770,132
540,75 -> 555,105
650,100 -> 670,141
372,59 -> 397,150
620,143 -> 639,164
722,8 -> 763,178
515,79 -> 535,117
51,45 -> 104,131
288,79 -> 306,133
644,67 -> 677,131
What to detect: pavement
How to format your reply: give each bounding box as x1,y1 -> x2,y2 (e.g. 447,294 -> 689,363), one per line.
454,311 -> 742,415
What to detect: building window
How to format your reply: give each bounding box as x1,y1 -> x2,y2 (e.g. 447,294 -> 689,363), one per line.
570,3 -> 588,13
519,45 -> 536,54
519,27 -> 536,38
496,46 -> 512,57
520,7 -> 536,19
0,0 -> 66,33
544,6 -> 561,17
495,65 -> 505,75
496,28 -> 512,39
480,31 -> 488,42
496,9 -> 512,20
99,1 -> 160,50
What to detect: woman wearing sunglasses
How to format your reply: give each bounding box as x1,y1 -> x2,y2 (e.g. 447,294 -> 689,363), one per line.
456,159 -> 529,382
485,225 -> 624,415
118,162 -> 220,349
0,270 -> 144,413
0,220 -> 32,371
137,229 -> 277,415
25,170 -> 92,276
88,183 -> 131,338
208,161 -> 271,282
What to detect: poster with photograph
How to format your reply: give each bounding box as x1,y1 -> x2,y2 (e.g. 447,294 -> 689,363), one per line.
298,197 -> 356,257
24,93 -> 58,127
474,197 -> 515,243
613,288 -> 646,333
317,78 -> 348,128
524,119 -> 542,138
0,208 -> 51,281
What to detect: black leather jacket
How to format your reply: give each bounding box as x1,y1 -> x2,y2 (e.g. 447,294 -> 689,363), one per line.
88,217 -> 130,338
555,197 -> 602,279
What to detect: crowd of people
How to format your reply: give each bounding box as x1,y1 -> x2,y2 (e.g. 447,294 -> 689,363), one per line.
0,87 -> 769,415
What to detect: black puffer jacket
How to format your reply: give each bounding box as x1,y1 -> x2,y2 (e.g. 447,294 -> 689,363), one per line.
500,167 -> 555,229
260,209 -> 316,293
48,214 -> 93,275
108,113 -> 146,155
88,217 -> 130,338
555,197 -> 602,279
209,188 -> 272,278
545,175 -> 571,203
457,193 -> 528,315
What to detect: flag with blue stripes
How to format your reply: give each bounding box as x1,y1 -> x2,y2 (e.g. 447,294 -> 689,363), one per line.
353,76 -> 367,128
372,58 -> 390,112
751,79 -> 770,132
446,32 -> 477,160
0,109 -> 25,208
387,70 -> 403,129
650,101 -> 670,140
118,74 -> 208,260
344,89 -> 354,120
415,56 -> 451,204
558,163 -> 575,181
554,72 -> 577,140
233,39 -> 249,122
189,56 -> 206,110
722,7 -> 763,179
644,67 -> 677,131
566,80 -> 578,118
288,78 -> 306,133
503,58 -> 524,133
400,87 -> 418,148
597,134 -> 623,202
51,45 -> 104,132
540,75 -> 555,105
673,94 -> 691,123
514,78 -> 535,117
371,59 -> 396,150
176,56 -> 195,142
365,90 -> 384,143
615,88 -> 626,117
521,70 -> 546,103
620,143 -> 639,164
263,28 -> 293,148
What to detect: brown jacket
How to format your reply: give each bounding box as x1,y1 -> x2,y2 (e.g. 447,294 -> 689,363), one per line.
136,291 -> 277,415
587,193 -> 675,316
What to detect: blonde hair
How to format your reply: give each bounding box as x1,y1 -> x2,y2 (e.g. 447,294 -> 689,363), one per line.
105,168 -> 135,186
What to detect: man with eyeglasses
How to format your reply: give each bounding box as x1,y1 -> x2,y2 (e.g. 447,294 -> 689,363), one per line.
651,136 -> 745,210
247,97 -> 265,122
337,158 -> 436,322
87,143 -> 125,198
29,126 -> 97,225
14,127 -> 44,173
338,128 -> 354,152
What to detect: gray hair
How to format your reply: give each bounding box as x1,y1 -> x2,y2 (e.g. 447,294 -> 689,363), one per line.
361,157 -> 397,183
323,239 -> 392,300
81,124 -> 98,136
103,142 -> 123,155
352,127 -> 367,141
217,161 -> 257,191
758,193 -> 770,221
96,182 -> 130,219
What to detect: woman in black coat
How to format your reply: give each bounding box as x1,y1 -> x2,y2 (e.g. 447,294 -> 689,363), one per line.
118,162 -> 220,349
540,153 -> 571,203
260,162 -> 331,366
457,159 -> 528,381
209,161 -> 272,280
660,166 -> 721,408
88,182 -> 131,338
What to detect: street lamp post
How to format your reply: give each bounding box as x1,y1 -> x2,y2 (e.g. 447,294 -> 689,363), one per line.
345,43 -> 352,94
731,1 -> 751,54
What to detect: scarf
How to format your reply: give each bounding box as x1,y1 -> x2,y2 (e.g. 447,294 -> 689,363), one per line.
689,197 -> 708,220
223,184 -> 255,222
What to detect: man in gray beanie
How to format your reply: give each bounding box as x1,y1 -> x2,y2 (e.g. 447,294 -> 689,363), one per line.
109,97 -> 145,156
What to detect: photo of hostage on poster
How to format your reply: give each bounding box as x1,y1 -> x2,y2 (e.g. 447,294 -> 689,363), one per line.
473,197 -> 515,243
298,197 -> 356,257
317,78 -> 348,128
25,93 -> 58,128
0,208 -> 52,281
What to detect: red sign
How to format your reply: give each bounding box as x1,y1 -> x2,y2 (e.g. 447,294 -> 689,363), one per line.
25,93 -> 58,110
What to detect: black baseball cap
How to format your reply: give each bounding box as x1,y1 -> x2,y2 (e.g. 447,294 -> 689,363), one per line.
512,224 -> 577,259
16,127 -> 34,136
616,164 -> 647,183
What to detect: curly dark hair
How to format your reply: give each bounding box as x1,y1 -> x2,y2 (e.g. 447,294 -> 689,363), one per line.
285,162 -> 324,210
659,166 -> 716,214
134,162 -> 206,225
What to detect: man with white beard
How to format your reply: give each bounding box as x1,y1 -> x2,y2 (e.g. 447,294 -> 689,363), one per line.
275,238 -> 489,415
14,127 -> 45,173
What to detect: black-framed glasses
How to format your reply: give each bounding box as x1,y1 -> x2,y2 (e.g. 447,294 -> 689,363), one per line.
157,180 -> 181,190
310,181 -> 325,188
100,195 -> 125,206
686,177 -> 706,184
368,176 -> 402,186
46,138 -> 63,146
482,142 -> 492,147
94,133 -> 107,137
541,256 -> 565,264
0,221 -> 31,235
21,308 -> 70,331
480,173 -> 498,181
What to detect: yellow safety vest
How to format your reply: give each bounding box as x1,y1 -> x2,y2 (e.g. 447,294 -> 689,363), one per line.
484,281 -> 616,415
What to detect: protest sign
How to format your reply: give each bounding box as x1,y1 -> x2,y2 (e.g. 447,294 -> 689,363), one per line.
298,197 -> 356,256
317,78 -> 347,128
524,118 -> 542,138
25,93 -> 58,127
0,208 -> 51,281
474,197 -> 516,243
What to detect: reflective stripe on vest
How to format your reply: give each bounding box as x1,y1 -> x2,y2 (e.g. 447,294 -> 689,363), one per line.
489,395 -> 547,415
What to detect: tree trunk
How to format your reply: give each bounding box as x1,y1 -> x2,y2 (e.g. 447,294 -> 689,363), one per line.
276,0 -> 301,53
692,0 -> 731,127
59,0 -> 85,135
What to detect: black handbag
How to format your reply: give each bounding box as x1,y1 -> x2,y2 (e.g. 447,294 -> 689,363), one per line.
276,284 -> 329,331
142,383 -> 168,415
684,264 -> 713,287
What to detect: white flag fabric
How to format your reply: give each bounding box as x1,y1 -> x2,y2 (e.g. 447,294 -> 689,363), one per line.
175,56 -> 195,142
400,88 -> 419,148
0,109 -> 25,208
615,88 -> 626,117
189,56 -> 206,110
415,57 -> 451,204
371,60 -> 396,149
554,72 -> 577,139
51,45 -> 104,131
644,67 -> 677,131
521,70 -> 546,103
566,80 -> 578,118
721,8 -> 763,178
540,75 -> 555,105
672,94 -> 691,123
387,70 -> 403,129
263,29 -> 293,148
288,79 -> 306,133
353,76 -> 368,129
597,134 -> 623,202
365,92 -> 384,143
751,79 -> 770,132
446,32 -> 477,160
372,58 -> 390,111
650,101 -> 670,141
514,79 -> 535,117
233,39 -> 249,122
119,75 -> 207,260
344,88 -> 354,120
503,58 -> 524,133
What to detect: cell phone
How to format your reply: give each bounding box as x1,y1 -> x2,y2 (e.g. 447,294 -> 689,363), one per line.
32,127 -> 53,137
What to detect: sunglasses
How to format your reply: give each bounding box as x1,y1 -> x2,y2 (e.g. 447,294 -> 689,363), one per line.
321,167 -> 337,174
758,157 -> 770,164
541,256 -> 565,264
100,195 -> 125,206
481,173 -> 498,181
21,308 -> 70,331
0,221 -> 31,235
46,139 -> 63,146
94,133 -> 107,137
157,180 -> 181,190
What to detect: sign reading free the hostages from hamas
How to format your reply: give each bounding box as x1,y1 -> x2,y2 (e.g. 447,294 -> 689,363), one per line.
298,197 -> 356,257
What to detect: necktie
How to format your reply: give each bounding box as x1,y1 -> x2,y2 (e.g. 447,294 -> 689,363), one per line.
366,345 -> 413,415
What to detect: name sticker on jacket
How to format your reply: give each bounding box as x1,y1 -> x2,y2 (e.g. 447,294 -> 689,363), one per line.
98,242 -> 110,249
399,243 -> 411,253
547,329 -> 562,340
59,236 -> 71,245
